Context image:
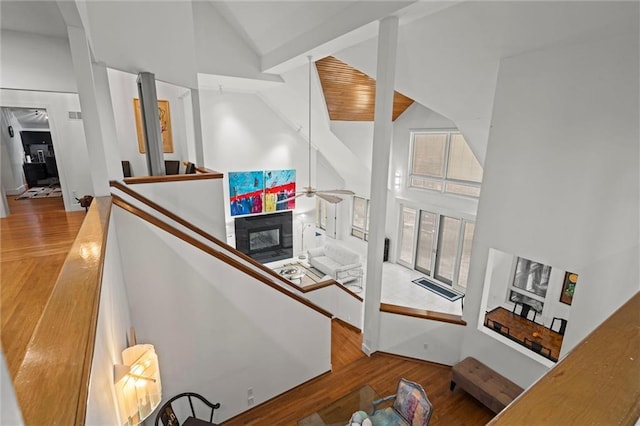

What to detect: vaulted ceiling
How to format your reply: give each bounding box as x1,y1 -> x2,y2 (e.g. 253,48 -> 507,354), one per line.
316,56 -> 413,121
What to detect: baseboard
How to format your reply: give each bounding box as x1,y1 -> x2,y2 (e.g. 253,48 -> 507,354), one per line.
333,317 -> 362,334
219,369 -> 332,423
5,184 -> 27,195
373,350 -> 453,368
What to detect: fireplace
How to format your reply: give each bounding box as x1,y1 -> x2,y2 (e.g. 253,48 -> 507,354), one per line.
234,211 -> 293,263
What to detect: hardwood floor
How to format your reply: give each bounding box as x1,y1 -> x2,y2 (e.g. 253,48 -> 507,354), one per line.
224,319 -> 494,425
1,196 -> 85,377
0,196 -> 494,425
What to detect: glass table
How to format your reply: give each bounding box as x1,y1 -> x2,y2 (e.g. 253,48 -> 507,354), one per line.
298,385 -> 379,426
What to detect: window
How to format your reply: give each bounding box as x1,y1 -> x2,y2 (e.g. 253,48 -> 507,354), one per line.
409,131 -> 483,197
508,257 -> 551,312
399,206 -> 474,289
315,198 -> 327,230
398,207 -> 417,265
351,196 -> 370,240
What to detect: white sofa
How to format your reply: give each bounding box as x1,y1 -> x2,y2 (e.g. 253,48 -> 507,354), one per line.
307,243 -> 362,283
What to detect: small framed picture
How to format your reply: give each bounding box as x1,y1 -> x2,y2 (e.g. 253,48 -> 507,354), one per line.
560,272 -> 578,305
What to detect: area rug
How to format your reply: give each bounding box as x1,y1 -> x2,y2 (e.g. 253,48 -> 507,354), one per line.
16,187 -> 63,200
412,277 -> 464,302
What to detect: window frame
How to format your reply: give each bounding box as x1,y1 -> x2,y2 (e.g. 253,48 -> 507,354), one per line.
507,257 -> 552,315
351,196 -> 370,241
397,203 -> 475,290
408,129 -> 482,198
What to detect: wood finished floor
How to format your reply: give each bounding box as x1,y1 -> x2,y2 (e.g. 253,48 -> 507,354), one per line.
1,196 -> 85,377
223,319 -> 494,425
0,197 -> 494,425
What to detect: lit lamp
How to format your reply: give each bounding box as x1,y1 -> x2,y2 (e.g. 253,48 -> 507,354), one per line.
114,344 -> 162,426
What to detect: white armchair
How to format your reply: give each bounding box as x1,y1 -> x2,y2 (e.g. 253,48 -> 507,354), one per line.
307,243 -> 362,283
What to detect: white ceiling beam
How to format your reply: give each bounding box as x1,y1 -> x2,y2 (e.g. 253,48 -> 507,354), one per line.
261,1 -> 414,75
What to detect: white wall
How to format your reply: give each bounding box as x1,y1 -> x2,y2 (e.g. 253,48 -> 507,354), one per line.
304,286 -> 363,330
199,91 -> 318,244
379,313 -> 465,366
107,68 -> 190,177
0,351 -> 23,425
330,121 -> 374,176
461,32 -> 639,387
0,30 -> 77,93
113,207 -> 331,421
0,89 -> 92,211
85,216 -> 132,425
0,109 -> 27,195
127,178 -> 226,241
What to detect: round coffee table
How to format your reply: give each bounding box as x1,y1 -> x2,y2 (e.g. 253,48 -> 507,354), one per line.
278,266 -> 305,283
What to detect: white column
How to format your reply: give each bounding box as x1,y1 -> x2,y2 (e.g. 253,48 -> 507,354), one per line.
92,62 -> 124,180
66,25 -> 110,196
190,89 -> 205,167
362,16 -> 399,355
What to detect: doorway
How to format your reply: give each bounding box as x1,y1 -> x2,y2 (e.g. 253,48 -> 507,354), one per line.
1,107 -> 63,203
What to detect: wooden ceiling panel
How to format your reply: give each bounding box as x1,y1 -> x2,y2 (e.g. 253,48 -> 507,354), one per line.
316,56 -> 414,121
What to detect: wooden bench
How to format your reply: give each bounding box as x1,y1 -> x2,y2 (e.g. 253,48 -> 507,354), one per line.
450,357 -> 524,414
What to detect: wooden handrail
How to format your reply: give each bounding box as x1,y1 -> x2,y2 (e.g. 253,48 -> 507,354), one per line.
13,197 -> 112,425
109,180 -> 363,302
123,168 -> 223,185
112,195 -> 332,319
489,291 -> 640,425
380,303 -> 467,326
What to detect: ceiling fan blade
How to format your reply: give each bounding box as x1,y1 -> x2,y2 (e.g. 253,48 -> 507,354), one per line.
316,189 -> 355,195
316,192 -> 344,204
276,193 -> 305,204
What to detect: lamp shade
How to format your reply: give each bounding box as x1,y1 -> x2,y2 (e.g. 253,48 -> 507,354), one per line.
114,344 -> 162,425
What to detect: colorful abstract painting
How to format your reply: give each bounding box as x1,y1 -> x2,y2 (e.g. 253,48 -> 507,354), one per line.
229,171 -> 264,216
229,169 -> 296,216
264,169 -> 296,212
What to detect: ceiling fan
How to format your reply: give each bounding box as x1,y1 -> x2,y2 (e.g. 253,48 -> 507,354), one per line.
279,56 -> 355,205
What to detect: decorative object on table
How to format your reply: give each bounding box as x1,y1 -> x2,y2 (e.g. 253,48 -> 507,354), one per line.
370,378 -> 433,426
154,392 -> 220,426
560,272 -> 578,305
276,56 -> 354,206
77,195 -> 94,211
133,98 -> 173,153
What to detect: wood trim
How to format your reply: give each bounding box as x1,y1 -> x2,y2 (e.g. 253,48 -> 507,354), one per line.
373,351 -> 456,369
13,197 -> 112,426
111,180 -> 299,291
123,169 -> 223,185
110,180 -> 363,303
489,291 -> 640,425
333,317 -> 362,334
112,195 -> 332,319
316,56 -> 414,121
380,303 -> 467,325
220,369 -> 333,425
299,279 -> 363,302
